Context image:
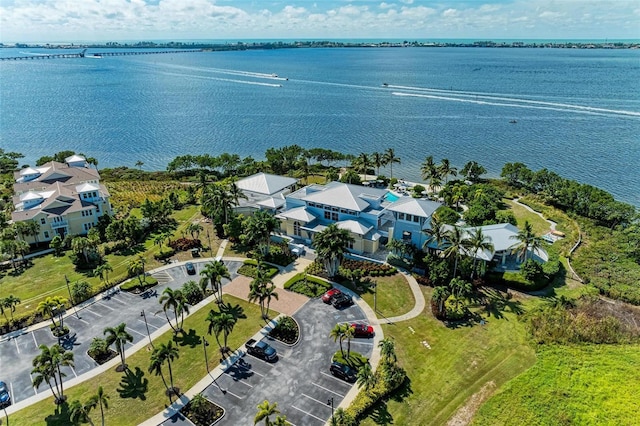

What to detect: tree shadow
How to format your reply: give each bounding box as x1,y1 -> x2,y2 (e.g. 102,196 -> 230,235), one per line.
44,400 -> 71,425
59,332 -> 79,350
174,328 -> 201,348
118,244 -> 146,257
224,363 -> 255,381
480,287 -> 525,320
117,366 -> 149,400
367,402 -> 394,425
445,311 -> 485,329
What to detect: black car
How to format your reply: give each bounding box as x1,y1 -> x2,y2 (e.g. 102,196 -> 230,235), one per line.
331,293 -> 353,309
185,262 -> 196,275
330,362 -> 356,382
0,381 -> 11,408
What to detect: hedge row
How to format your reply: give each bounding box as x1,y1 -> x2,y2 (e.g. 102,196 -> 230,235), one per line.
283,273 -> 331,297
120,276 -> 159,292
237,260 -> 279,279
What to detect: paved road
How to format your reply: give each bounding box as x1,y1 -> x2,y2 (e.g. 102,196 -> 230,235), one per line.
0,260 -> 242,406
163,298 -> 374,426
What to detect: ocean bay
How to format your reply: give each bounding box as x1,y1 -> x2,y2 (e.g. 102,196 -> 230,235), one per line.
1,46 -> 639,205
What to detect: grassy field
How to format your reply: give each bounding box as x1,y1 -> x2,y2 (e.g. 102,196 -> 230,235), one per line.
359,286 -> 537,426
8,295 -> 271,426
359,273 -> 415,319
503,199 -> 551,235
0,205 -> 221,326
473,344 -> 640,426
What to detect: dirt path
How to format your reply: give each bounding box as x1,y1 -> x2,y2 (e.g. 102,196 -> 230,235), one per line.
446,381 -> 497,426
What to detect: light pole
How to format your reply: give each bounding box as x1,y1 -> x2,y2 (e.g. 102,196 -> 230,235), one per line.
373,281 -> 377,313
64,275 -> 80,319
140,310 -> 153,349
206,230 -> 212,255
203,337 -> 210,374
327,397 -> 334,418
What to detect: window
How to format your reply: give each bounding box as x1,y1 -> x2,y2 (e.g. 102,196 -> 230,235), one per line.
93,191 -> 97,197
348,240 -> 354,249
402,231 -> 412,242
413,215 -> 420,223
293,221 -> 301,237
324,211 -> 331,220
331,212 -> 338,221
398,213 -> 405,220
96,205 -> 100,213
44,231 -> 50,239
40,218 -> 46,224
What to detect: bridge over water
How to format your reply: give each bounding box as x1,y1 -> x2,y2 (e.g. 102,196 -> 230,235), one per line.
0,49 -> 202,61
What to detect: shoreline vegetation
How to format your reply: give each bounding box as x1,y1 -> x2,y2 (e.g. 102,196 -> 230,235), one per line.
2,147 -> 640,424
2,39 -> 639,50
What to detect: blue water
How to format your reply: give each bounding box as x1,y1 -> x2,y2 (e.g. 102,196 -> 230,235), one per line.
1,47 -> 639,205
385,192 -> 400,202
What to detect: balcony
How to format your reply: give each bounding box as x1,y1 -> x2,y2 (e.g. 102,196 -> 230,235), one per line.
51,219 -> 68,229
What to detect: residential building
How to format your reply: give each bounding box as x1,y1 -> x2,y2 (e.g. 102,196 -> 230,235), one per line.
233,172 -> 298,214
11,155 -> 112,244
276,181 -> 442,255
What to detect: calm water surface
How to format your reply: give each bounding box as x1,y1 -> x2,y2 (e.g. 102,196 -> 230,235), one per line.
1,47 -> 639,205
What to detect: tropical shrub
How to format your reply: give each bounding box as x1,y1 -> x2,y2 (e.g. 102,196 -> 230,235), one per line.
120,276 -> 158,292
238,261 -> 279,279
284,273 -> 331,297
169,238 -> 202,252
341,259 -> 397,276
269,316 -> 299,344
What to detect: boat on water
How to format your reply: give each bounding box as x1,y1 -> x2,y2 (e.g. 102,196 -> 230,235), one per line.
382,82 -> 389,87
509,120 -> 517,124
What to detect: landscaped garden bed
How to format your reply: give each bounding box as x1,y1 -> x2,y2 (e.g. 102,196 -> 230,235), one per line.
268,316 -> 300,345
283,273 -> 331,297
237,259 -> 279,279
180,394 -> 224,426
120,276 -> 159,293
341,259 -> 397,277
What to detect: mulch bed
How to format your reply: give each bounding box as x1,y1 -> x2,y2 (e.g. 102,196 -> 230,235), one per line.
181,398 -> 224,426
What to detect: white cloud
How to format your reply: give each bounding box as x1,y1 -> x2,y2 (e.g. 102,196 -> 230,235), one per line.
0,0 -> 638,42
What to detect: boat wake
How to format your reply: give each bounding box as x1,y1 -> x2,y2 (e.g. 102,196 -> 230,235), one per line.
159,71 -> 282,88
387,85 -> 640,118
156,63 -> 287,81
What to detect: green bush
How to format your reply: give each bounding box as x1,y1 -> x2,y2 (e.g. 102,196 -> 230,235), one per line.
283,273 -> 331,297
332,351 -> 368,368
269,316 -> 299,344
237,261 -> 279,279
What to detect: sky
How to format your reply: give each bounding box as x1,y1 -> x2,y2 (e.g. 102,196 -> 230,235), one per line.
0,0 -> 638,43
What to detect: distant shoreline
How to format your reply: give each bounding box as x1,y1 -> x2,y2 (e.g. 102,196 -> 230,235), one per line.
2,39 -> 639,50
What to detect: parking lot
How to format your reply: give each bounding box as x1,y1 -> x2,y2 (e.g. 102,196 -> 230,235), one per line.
165,297 -> 374,425
0,260 -> 242,407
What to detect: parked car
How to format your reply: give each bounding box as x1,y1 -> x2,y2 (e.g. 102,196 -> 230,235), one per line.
245,338 -> 278,362
0,381 -> 11,408
185,262 -> 196,275
331,293 -> 353,309
322,288 -> 342,304
350,323 -> 374,338
330,361 -> 356,382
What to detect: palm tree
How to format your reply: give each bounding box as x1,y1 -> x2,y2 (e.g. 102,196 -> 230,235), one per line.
94,262 -> 113,288
2,295 -> 20,323
254,400 -> 280,425
153,232 -> 170,254
378,338 -> 397,364
150,340 -> 180,399
344,325 -> 355,358
199,260 -> 230,303
442,226 -> 471,277
262,284 -> 279,319
88,386 -> 109,426
69,398 -> 97,426
149,347 -> 170,399
313,223 -> 354,278
243,210 -> 279,257
423,215 -> 447,252
421,155 -> 440,193
431,286 -> 450,319
329,323 -> 347,356
127,255 -> 146,285
439,158 -> 457,185
449,277 -> 473,311
510,221 -> 544,262
189,393 -> 209,419
104,322 -> 133,371
356,363 -> 377,392
159,288 -> 189,332
355,152 -> 371,178
135,160 -> 144,169
206,309 -> 237,357
32,344 -> 74,403
273,415 -> 288,426
372,152 -> 384,176
37,295 -> 67,330
467,228 -> 494,279
187,223 -> 203,240
202,183 -> 234,225
383,148 -> 401,179
248,265 -> 275,319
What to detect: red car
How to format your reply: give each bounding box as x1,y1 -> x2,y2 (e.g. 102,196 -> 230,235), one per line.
350,323 -> 374,338
322,288 -> 342,303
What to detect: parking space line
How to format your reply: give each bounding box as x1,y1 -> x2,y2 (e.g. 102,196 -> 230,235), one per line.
15,338 -> 20,354
32,332 -> 38,347
127,327 -> 147,338
291,405 -> 325,423
138,318 -> 159,329
83,309 -> 103,318
95,302 -> 115,311
302,393 -> 329,407
9,382 -> 14,401
70,365 -> 78,378
235,364 -> 265,377
319,371 -> 352,385
312,382 -> 344,397
29,374 -> 37,395
223,389 -> 242,399
242,356 -> 275,369
74,317 -> 90,325
107,296 -> 129,305
222,373 -> 253,387
352,340 -> 374,345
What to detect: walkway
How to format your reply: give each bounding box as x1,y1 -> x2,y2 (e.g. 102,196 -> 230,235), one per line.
377,269 -> 426,324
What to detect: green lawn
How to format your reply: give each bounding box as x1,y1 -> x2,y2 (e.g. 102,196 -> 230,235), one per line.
504,199 -> 550,235
8,295 -> 271,426
359,286 -> 537,426
360,273 -> 415,318
473,344 -> 640,426
0,205 -> 216,326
